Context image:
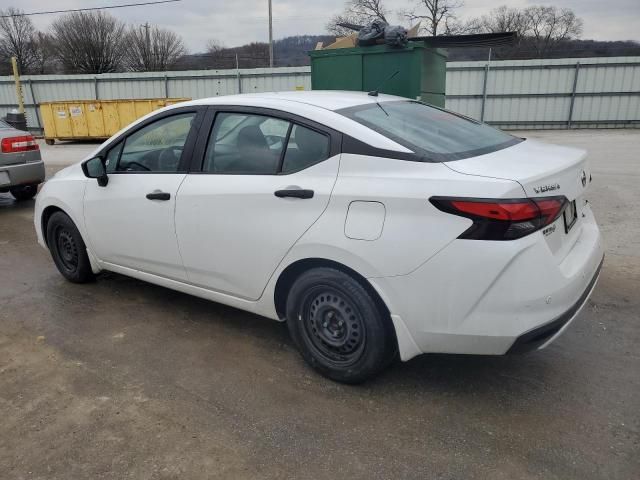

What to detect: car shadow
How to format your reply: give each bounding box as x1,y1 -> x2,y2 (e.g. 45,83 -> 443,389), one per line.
0,192 -> 35,210
85,270 -> 562,403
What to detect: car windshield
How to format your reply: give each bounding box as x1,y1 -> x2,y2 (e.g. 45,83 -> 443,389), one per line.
337,100 -> 521,161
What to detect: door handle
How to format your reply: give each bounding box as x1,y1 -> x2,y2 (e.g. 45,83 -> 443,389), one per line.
146,191 -> 171,201
274,189 -> 314,199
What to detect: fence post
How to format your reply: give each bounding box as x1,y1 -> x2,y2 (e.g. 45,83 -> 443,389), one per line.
94,76 -> 99,100
480,48 -> 492,122
236,53 -> 242,94
567,62 -> 580,129
27,79 -> 41,131
164,74 -> 169,98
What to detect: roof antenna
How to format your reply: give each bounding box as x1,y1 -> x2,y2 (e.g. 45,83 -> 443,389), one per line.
368,70 -> 400,96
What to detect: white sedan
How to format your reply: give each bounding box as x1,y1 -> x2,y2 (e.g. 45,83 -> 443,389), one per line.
35,91 -> 604,383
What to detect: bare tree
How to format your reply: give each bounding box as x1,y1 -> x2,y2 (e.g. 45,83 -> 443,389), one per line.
202,39 -> 229,68
206,39 -> 225,54
525,6 -> 583,56
327,0 -> 388,36
465,5 -> 583,58
51,11 -> 126,74
31,32 -> 58,74
464,6 -> 530,37
123,24 -> 186,72
403,0 -> 463,36
0,7 -> 39,73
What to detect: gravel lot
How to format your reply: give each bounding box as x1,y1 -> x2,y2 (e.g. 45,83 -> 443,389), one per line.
1,130 -> 638,479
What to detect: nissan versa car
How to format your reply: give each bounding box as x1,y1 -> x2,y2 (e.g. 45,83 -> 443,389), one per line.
34,91 -> 604,383
0,120 -> 45,200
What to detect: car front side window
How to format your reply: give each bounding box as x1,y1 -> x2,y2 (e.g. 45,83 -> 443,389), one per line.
116,113 -> 196,173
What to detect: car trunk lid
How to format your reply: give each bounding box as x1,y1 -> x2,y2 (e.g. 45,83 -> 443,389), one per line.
445,138 -> 590,201
0,128 -> 40,167
445,138 -> 592,261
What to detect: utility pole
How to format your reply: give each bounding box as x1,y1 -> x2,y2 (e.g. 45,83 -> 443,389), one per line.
142,22 -> 151,68
268,0 -> 274,68
11,57 -> 25,114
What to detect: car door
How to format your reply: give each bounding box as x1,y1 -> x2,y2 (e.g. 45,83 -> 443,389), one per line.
175,106 -> 341,300
83,107 -> 204,280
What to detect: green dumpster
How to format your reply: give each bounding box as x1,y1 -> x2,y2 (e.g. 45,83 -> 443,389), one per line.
309,41 -> 447,107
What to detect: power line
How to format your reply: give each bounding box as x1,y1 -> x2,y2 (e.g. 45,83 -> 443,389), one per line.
0,0 -> 182,18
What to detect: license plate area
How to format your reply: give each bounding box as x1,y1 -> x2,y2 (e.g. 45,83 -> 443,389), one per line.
0,171 -> 10,186
563,200 -> 577,233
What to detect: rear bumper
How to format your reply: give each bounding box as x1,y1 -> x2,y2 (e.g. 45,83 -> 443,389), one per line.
507,254 -> 603,354
0,160 -> 45,190
370,204 -> 604,361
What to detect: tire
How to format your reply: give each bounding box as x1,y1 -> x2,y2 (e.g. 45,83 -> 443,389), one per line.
286,267 -> 397,384
45,138 -> 55,145
46,211 -> 94,283
10,184 -> 38,201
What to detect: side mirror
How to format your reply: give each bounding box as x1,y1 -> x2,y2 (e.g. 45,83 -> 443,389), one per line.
82,156 -> 109,187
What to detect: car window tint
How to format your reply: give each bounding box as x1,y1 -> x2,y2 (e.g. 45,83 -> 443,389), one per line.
104,141 -> 123,173
338,101 -> 521,161
204,112 -> 290,174
117,113 -> 195,172
282,125 -> 330,173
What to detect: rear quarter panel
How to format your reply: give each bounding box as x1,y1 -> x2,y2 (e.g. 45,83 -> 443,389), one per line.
277,154 -> 528,279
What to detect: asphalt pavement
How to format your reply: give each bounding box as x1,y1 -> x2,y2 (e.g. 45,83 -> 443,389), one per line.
0,130 -> 638,479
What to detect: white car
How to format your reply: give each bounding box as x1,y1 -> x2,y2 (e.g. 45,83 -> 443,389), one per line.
35,91 -> 604,383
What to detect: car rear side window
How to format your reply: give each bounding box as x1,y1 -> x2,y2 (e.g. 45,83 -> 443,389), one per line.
203,113 -> 290,174
281,125 -> 330,174
338,101 -> 521,161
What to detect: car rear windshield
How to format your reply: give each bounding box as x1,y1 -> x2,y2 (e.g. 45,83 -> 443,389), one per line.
0,119 -> 11,129
337,100 -> 522,161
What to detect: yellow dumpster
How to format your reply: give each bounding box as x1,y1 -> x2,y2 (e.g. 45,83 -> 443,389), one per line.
39,98 -> 190,145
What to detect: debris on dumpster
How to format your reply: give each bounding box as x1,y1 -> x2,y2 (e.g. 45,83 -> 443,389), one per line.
329,20 -> 517,51
356,20 -> 409,48
357,19 -> 388,46
384,25 -> 409,48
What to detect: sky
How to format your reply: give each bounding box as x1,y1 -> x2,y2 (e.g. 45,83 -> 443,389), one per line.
9,0 -> 640,52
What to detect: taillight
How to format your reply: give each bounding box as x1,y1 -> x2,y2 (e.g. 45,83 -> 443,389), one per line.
1,135 -> 39,153
430,196 -> 568,240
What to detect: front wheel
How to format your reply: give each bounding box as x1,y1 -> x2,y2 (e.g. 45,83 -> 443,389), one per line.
10,184 -> 38,201
46,211 -> 94,283
286,267 -> 397,384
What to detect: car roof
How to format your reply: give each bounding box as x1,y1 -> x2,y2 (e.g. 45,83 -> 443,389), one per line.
179,91 -> 413,153
89,91 -> 414,161
186,90 -> 406,111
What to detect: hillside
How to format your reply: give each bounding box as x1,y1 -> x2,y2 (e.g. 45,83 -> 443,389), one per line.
175,36 -> 640,71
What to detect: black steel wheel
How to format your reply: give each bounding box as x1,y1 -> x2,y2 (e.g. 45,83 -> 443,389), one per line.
302,286 -> 366,368
54,226 -> 79,273
286,267 -> 397,383
46,211 -> 94,283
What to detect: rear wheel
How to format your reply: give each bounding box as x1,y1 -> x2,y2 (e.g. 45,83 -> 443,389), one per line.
10,184 -> 38,201
286,267 -> 397,383
46,211 -> 94,283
